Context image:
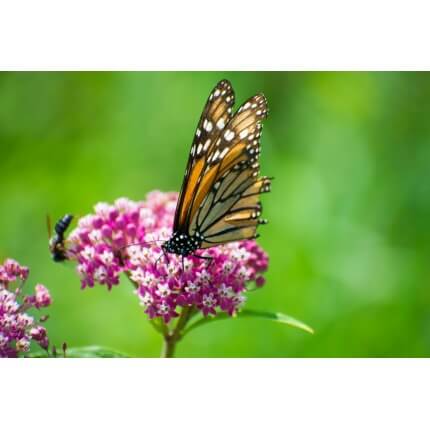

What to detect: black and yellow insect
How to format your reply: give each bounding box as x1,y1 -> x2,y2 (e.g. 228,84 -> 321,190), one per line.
48,214 -> 74,262
162,79 -> 271,258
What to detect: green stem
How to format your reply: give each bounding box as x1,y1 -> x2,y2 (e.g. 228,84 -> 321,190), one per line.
161,336 -> 176,358
160,306 -> 194,358
149,318 -> 165,335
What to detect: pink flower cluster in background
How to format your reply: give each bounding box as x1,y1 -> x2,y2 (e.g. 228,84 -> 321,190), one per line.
0,258 -> 51,357
67,191 -> 269,322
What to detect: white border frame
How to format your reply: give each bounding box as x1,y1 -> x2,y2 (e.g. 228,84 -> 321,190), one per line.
1,0 -> 429,70
3,359 -> 430,429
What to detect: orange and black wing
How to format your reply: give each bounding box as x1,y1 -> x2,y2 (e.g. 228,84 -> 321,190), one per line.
192,93 -> 271,248
173,79 -> 235,233
173,80 -> 271,248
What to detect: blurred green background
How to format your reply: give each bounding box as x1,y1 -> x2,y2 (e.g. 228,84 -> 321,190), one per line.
1,72 -> 429,357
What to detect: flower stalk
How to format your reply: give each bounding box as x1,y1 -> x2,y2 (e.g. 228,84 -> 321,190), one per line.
161,305 -> 194,358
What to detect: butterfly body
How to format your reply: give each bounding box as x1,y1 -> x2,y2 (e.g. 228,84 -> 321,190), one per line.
162,231 -> 202,257
163,79 -> 271,258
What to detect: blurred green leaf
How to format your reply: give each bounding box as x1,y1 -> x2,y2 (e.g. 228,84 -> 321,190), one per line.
183,309 -> 314,336
65,346 -> 130,358
239,310 -> 314,334
28,346 -> 130,358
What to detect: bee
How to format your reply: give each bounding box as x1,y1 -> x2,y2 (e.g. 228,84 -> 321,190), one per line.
48,214 -> 73,262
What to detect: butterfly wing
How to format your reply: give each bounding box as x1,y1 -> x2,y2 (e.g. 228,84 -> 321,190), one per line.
191,93 -> 271,248
173,79 -> 235,233
173,80 -> 271,249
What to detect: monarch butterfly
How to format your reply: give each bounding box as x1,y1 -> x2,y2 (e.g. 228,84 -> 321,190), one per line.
161,79 -> 272,259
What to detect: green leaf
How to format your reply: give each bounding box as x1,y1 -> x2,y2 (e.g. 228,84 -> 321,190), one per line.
239,310 -> 314,334
27,345 -> 130,358
65,346 -> 130,358
26,350 -> 51,358
183,309 -> 314,336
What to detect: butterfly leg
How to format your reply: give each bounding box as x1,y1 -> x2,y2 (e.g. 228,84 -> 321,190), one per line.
179,255 -> 187,282
155,250 -> 169,269
193,254 -> 213,268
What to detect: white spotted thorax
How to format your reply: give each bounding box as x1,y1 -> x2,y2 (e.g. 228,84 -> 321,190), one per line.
162,231 -> 202,257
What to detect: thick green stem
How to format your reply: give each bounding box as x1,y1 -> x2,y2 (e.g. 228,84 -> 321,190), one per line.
160,306 -> 194,358
161,336 -> 176,358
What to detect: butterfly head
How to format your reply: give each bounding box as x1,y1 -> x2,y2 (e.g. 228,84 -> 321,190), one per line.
162,231 -> 202,257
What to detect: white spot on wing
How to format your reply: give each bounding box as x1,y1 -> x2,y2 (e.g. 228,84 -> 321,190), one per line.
203,139 -> 211,151
216,118 -> 225,130
239,129 -> 248,139
212,149 -> 220,161
220,147 -> 229,158
204,120 -> 213,132
224,130 -> 235,142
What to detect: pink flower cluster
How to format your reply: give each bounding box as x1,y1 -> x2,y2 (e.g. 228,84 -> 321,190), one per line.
67,192 -> 269,322
0,258 -> 51,357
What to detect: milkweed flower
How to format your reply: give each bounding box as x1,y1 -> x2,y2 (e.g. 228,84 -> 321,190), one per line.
66,192 -> 269,322
0,258 -> 51,358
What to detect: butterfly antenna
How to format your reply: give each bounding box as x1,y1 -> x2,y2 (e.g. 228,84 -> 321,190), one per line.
118,239 -> 166,251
